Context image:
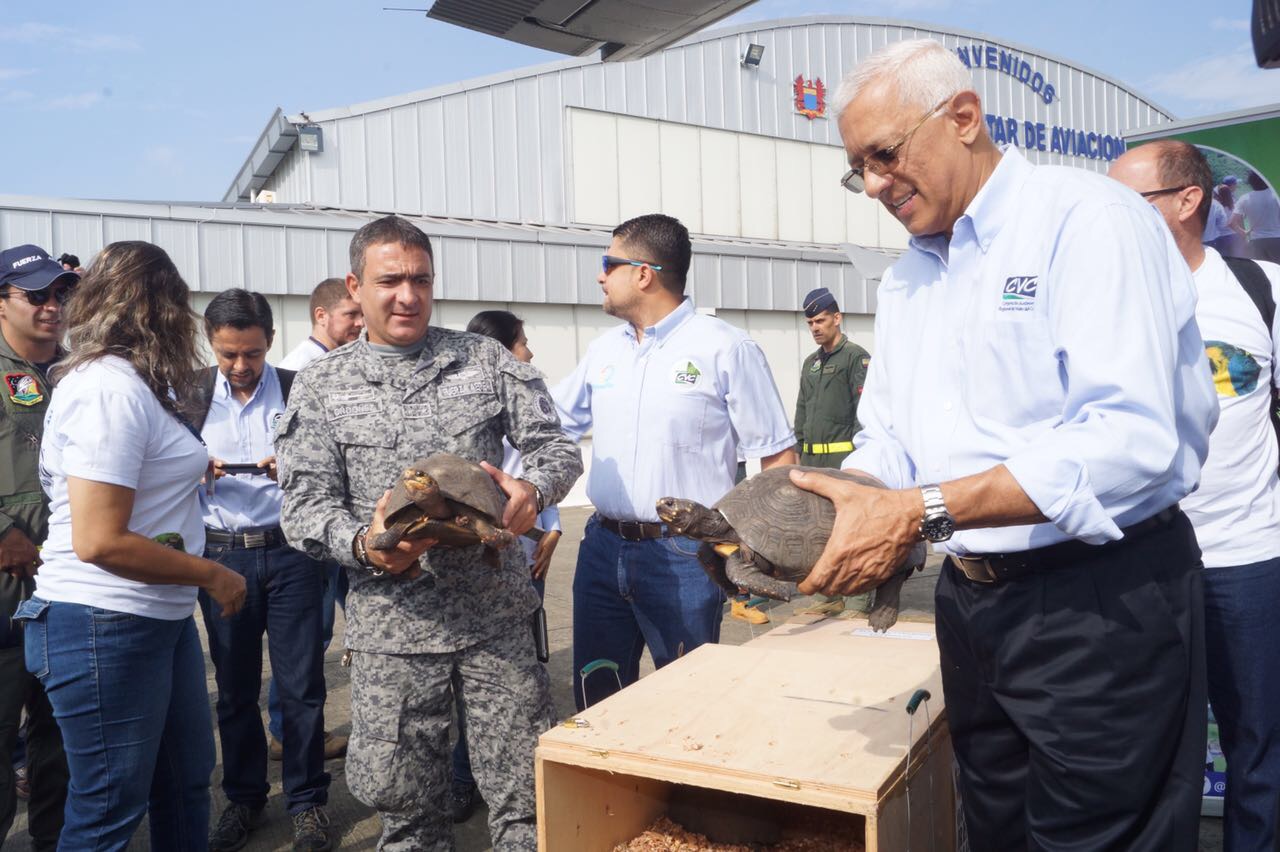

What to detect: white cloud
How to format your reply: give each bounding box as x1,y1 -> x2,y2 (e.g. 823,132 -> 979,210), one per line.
1211,17 -> 1250,32
0,22 -> 138,51
0,68 -> 34,81
1144,43 -> 1280,112
0,89 -> 34,103
44,91 -> 103,110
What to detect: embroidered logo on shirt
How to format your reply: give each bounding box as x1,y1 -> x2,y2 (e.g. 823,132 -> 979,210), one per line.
809,360 -> 821,373
533,391 -> 557,422
4,372 -> 42,406
1205,341 -> 1261,398
998,276 -> 1038,313
671,359 -> 704,390
592,365 -> 616,390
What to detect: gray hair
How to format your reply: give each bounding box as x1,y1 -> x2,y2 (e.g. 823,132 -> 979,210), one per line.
832,39 -> 974,119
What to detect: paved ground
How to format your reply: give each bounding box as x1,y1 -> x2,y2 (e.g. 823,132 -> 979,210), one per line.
10,505 -> 1224,850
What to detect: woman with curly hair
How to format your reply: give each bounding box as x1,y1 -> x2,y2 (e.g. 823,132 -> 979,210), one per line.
15,241 -> 246,850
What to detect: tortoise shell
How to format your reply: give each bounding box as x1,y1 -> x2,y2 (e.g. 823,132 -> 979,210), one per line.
384,453 -> 507,522
713,465 -> 870,578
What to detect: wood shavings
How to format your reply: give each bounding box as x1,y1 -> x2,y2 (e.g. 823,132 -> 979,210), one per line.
613,815 -> 865,851
681,737 -> 704,751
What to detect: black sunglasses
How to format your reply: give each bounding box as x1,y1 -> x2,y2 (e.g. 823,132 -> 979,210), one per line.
1,282 -> 76,307
601,254 -> 663,274
1139,185 -> 1193,199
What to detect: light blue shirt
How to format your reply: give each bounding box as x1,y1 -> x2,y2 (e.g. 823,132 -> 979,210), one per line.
844,147 -> 1218,555
200,365 -> 287,532
554,297 -> 795,522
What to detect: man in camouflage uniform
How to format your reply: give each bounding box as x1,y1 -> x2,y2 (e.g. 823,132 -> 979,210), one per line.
275,216 -> 582,851
0,245 -> 72,850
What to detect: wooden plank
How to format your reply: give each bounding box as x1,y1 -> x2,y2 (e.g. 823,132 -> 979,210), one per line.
537,757 -> 668,850
538,619 -> 946,811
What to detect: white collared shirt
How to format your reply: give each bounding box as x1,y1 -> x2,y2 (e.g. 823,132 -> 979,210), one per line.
844,148 -> 1218,555
200,365 -> 286,532
554,297 -> 795,522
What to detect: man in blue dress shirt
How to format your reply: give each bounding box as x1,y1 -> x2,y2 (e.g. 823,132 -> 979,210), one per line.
197,289 -> 333,852
792,41 -> 1218,850
554,214 -> 797,709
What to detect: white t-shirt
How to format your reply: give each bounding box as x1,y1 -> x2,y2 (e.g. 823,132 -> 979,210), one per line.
1182,249 -> 1280,567
37,356 -> 209,619
278,337 -> 328,371
1204,199 -> 1233,242
1239,189 -> 1280,239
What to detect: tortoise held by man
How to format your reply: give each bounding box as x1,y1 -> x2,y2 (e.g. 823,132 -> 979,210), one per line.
656,465 -> 926,631
369,453 -> 521,553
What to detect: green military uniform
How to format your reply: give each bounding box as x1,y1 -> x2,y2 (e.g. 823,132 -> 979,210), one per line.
794,334 -> 871,469
0,331 -> 68,850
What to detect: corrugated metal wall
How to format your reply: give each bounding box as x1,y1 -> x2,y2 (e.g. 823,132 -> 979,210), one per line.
0,197 -> 877,314
257,16 -> 1172,228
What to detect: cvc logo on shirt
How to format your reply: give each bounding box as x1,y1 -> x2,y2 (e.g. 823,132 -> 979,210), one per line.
671,359 -> 704,390
999,275 -> 1038,313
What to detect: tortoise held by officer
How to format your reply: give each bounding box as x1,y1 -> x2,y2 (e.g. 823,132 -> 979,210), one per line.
656,465 -> 926,632
369,453 -> 520,553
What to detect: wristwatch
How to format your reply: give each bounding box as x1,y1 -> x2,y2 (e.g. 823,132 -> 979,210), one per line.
919,485 -> 955,543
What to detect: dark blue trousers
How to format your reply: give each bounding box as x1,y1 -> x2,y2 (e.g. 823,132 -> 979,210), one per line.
1203,557 -> 1280,852
199,540 -> 329,814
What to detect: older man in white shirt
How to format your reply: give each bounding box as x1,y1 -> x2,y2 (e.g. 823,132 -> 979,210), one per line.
793,40 -> 1217,851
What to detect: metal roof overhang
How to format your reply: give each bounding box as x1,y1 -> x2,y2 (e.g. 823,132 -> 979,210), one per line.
222,108 -> 298,203
425,0 -> 758,61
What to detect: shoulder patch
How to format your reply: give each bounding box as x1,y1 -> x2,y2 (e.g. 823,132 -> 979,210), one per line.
860,355 -> 871,368
532,390 -> 557,423
4,372 -> 43,406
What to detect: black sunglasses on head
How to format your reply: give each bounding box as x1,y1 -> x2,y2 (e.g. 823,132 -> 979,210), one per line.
1,282 -> 76,306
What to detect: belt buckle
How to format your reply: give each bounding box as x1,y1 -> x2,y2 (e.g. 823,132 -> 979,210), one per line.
242,531 -> 267,549
955,556 -> 998,584
618,521 -> 642,542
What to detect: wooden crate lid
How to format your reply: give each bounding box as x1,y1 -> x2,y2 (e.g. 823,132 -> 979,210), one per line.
538,618 -> 946,815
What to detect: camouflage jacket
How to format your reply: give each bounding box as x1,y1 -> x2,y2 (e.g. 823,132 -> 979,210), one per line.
275,328 -> 583,654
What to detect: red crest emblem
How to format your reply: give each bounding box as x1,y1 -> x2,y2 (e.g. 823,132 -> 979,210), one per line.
793,75 -> 826,120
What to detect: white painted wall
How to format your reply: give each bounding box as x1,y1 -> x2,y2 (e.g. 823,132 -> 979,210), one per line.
568,108 -> 909,250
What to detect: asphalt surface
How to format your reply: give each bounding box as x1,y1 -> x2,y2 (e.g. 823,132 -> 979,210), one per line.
9,505 -> 1224,850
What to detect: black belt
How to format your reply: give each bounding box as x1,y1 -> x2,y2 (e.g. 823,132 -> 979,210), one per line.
597,515 -> 672,542
951,506 -> 1182,585
205,526 -> 287,550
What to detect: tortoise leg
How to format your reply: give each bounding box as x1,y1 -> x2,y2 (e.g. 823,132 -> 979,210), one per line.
724,548 -> 798,602
464,513 -> 515,549
695,542 -> 739,597
369,520 -> 410,551
868,570 -> 909,632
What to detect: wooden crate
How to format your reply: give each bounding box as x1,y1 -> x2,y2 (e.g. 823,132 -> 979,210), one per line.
537,618 -> 954,851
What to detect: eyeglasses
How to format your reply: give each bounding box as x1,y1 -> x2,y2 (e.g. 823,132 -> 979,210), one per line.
0,283 -> 76,307
840,97 -> 952,194
1138,186 -> 1193,199
601,255 -> 663,274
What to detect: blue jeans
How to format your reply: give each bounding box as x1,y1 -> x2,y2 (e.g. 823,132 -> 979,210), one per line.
15,598 -> 214,851
451,576 -> 544,788
268,559 -> 346,742
572,515 -> 724,710
1203,557 -> 1280,852
199,542 -> 329,814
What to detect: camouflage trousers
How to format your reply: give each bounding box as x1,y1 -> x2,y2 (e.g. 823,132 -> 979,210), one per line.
347,620 -> 555,851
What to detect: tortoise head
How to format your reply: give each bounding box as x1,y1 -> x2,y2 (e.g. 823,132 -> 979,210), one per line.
656,497 -> 721,540
402,467 -> 440,502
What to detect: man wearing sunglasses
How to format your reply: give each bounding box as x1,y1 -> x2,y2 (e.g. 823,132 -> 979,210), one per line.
0,244 -> 73,850
790,41 -> 1217,850
1112,140 -> 1280,851
553,213 -> 796,710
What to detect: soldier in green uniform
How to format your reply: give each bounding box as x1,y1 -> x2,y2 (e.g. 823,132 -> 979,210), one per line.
794,287 -> 870,469
0,245 -> 72,851
794,287 -> 872,616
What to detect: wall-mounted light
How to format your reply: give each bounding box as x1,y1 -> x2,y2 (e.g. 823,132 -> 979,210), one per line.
741,43 -> 765,69
298,125 -> 324,153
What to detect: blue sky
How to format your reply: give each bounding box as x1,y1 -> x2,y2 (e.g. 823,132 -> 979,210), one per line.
2,0 -> 1275,202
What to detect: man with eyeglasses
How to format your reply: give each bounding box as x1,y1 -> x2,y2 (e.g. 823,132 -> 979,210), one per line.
789,40 -> 1216,850
0,244 -> 72,851
1112,140 -> 1280,852
553,213 -> 796,710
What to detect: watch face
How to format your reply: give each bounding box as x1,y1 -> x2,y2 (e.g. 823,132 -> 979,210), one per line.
922,514 -> 955,542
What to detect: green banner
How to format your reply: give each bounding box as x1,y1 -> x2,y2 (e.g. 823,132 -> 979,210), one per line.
1133,116 -> 1280,190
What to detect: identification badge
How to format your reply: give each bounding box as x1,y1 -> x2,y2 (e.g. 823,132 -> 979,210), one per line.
4,372 -> 43,406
